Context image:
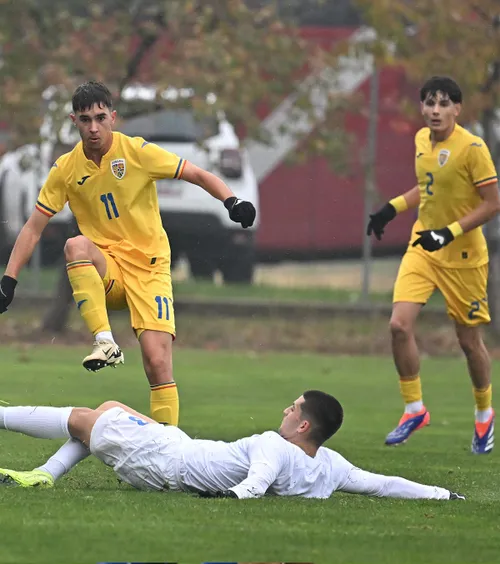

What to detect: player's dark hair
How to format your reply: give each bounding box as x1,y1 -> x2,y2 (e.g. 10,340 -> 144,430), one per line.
420,76 -> 462,104
72,81 -> 113,112
300,390 -> 343,447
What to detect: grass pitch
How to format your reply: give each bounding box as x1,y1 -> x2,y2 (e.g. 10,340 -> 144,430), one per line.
0,346 -> 499,564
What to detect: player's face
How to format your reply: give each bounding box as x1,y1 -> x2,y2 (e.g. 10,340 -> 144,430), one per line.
421,91 -> 461,135
70,103 -> 116,152
279,395 -> 307,439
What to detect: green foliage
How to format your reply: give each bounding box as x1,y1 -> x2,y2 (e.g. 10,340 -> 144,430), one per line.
0,0 -> 356,168
355,0 -> 500,120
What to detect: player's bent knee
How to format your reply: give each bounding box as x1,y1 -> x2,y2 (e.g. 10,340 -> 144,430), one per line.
64,235 -> 92,261
67,407 -> 97,441
389,316 -> 412,338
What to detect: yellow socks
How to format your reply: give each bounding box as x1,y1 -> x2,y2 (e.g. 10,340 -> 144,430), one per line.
150,382 -> 179,425
399,376 -> 422,403
67,260 -> 110,336
473,385 -> 492,413
399,376 -> 424,413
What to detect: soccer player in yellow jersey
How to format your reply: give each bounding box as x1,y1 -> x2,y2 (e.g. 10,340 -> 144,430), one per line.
367,76 -> 500,454
0,81 -> 256,427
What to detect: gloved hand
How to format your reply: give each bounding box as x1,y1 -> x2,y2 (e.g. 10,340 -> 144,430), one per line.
366,202 -> 397,241
224,197 -> 256,229
198,489 -> 239,499
412,227 -> 454,252
0,275 -> 18,314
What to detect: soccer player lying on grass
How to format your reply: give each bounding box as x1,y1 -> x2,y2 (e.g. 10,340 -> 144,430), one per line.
0,390 -> 464,500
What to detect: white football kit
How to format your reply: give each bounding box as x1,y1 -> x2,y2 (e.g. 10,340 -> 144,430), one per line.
90,407 -> 451,500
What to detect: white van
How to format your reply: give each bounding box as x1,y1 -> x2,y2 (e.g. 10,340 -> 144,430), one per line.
0,85 -> 260,283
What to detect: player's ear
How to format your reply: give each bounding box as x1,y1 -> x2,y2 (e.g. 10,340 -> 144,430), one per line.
110,110 -> 117,125
70,113 -> 77,126
454,103 -> 462,117
298,419 -> 310,435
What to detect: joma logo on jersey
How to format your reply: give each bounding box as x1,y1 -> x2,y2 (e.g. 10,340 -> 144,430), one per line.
111,159 -> 126,179
438,149 -> 450,167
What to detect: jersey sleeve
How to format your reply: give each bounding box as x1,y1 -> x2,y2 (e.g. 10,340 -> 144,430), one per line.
228,432 -> 287,499
336,466 -> 450,500
466,140 -> 498,189
35,162 -> 68,218
136,138 -> 186,181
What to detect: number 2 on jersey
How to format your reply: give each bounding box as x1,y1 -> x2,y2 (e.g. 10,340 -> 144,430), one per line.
425,172 -> 434,196
100,193 -> 120,219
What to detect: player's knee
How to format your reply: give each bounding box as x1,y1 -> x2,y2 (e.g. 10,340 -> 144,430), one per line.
68,407 -> 95,438
389,316 -> 413,339
64,235 -> 91,261
144,352 -> 169,378
457,332 -> 481,356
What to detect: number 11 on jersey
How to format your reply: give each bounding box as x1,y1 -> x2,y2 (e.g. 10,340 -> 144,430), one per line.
100,193 -> 120,219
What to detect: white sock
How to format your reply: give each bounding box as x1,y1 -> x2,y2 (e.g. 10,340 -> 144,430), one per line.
3,406 -> 73,438
475,408 -> 493,423
95,331 -> 115,343
404,400 -> 424,414
37,438 -> 90,480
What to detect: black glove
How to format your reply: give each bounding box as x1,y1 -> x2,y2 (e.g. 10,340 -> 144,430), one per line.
412,227 -> 454,252
198,489 -> 238,499
449,492 -> 466,501
224,197 -> 256,229
0,275 -> 17,314
366,202 -> 397,241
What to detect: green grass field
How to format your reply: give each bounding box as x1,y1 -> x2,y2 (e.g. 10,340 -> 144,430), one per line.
0,346 -> 499,564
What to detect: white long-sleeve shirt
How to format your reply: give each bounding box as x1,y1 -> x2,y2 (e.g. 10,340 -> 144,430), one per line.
177,430 -> 451,500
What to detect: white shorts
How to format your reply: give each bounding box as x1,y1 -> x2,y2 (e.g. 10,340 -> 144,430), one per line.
89,407 -> 191,491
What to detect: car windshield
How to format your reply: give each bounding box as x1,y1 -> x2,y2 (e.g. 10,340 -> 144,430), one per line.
119,109 -> 219,143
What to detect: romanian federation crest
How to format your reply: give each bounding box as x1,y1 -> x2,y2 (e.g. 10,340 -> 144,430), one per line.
111,159 -> 126,179
438,149 -> 450,167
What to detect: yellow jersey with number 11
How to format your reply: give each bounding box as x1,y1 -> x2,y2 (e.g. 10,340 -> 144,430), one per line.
35,131 -> 186,269
410,124 -> 497,268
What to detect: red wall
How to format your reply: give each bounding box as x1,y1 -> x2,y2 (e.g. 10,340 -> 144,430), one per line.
255,29 -> 420,258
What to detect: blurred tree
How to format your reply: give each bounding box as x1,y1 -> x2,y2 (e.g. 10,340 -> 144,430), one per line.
354,0 -> 500,333
0,0 -> 362,331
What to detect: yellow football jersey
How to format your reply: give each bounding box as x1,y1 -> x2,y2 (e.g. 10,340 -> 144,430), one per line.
36,132 -> 186,269
409,124 -> 498,268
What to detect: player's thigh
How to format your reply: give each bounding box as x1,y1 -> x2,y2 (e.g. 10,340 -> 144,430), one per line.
436,265 -> 490,326
393,251 -> 436,305
100,250 -> 128,311
123,268 -> 176,337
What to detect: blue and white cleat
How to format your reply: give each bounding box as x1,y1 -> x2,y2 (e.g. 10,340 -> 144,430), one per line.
471,410 -> 494,455
385,407 -> 430,446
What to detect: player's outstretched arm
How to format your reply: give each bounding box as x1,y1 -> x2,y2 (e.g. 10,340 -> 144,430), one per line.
367,185 -> 420,241
0,209 -> 50,314
181,161 -> 256,229
337,466 -> 463,501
